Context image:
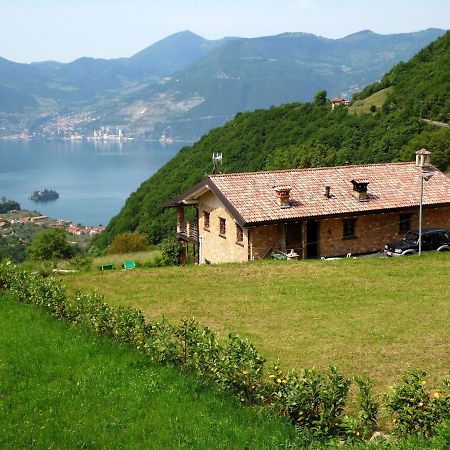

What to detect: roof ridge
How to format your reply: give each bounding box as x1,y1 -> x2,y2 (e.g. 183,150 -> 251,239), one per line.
209,161 -> 416,178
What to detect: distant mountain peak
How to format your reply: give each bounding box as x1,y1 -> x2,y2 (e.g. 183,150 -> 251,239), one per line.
341,30 -> 378,41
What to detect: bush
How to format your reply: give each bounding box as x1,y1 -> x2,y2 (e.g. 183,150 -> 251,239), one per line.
216,332 -> 265,403
27,228 -> 74,261
68,254 -> 93,272
387,370 -> 450,437
265,365 -> 351,436
87,245 -> 103,257
107,232 -> 148,255
160,236 -> 182,265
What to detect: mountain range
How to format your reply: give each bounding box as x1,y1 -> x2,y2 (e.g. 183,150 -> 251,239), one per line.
0,28 -> 445,140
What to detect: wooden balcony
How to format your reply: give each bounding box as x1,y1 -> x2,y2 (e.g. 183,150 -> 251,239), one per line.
177,220 -> 199,244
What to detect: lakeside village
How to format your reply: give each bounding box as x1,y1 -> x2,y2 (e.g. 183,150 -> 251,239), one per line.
2,117 -> 175,144
0,210 -> 105,238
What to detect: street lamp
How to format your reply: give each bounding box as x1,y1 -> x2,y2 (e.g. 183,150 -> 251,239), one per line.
415,149 -> 433,256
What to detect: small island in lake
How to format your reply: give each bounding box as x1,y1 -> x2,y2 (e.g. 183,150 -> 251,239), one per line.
30,189 -> 59,202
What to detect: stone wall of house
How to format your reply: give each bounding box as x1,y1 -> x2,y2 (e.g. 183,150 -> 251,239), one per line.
319,206 -> 450,257
197,191 -> 248,264
249,224 -> 284,259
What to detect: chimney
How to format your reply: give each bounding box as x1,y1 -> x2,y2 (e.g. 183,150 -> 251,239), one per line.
415,148 -> 431,170
351,179 -> 369,201
273,185 -> 291,208
324,186 -> 331,198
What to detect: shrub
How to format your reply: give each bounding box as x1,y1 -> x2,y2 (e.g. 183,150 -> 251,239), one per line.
107,232 -> 148,255
160,236 -> 182,265
87,245 -> 103,257
27,228 -> 74,261
68,254 -> 93,272
387,370 -> 450,437
216,332 -> 265,403
265,365 -> 351,436
355,377 -> 379,433
146,318 -> 180,364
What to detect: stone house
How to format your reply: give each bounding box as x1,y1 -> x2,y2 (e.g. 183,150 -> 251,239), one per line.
164,159 -> 450,264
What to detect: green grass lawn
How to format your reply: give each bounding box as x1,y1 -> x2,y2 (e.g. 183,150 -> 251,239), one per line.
348,88 -> 393,115
0,295 -> 299,449
63,253 -> 450,392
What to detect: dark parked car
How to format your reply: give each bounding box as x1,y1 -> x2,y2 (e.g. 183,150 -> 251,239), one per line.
385,228 -> 450,256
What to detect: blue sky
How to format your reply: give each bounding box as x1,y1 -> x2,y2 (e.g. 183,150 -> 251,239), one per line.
1,0 -> 449,63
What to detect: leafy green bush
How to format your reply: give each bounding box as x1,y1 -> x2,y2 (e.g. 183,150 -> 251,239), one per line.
216,332 -> 265,403
355,377 -> 379,433
107,232 -> 148,255
160,236 -> 182,265
87,245 -> 103,257
387,370 -> 450,437
265,365 -> 351,436
68,254 -> 93,272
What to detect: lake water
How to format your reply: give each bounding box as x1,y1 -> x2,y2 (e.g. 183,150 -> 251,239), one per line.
0,139 -> 185,225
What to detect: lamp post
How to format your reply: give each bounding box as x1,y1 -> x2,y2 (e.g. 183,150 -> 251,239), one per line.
415,149 -> 433,256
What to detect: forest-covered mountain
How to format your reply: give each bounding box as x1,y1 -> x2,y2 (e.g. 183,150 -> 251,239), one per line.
0,29 -> 444,140
112,28 -> 445,140
92,31 -> 450,249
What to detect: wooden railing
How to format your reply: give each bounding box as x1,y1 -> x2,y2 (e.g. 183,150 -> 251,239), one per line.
177,221 -> 199,241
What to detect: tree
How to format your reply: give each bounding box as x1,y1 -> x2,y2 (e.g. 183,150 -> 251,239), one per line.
314,89 -> 327,106
107,231 -> 148,255
27,228 -> 74,261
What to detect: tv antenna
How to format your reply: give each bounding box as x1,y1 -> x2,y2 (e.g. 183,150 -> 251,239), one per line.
212,152 -> 223,174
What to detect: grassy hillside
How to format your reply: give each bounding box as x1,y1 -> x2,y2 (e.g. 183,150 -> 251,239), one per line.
64,253 -> 450,392
0,294 -> 300,449
348,87 -> 392,115
93,31 -> 450,248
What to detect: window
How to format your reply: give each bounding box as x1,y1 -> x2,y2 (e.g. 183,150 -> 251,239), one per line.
343,218 -> 356,238
236,224 -> 244,244
399,214 -> 412,233
203,211 -> 210,231
219,217 -> 226,237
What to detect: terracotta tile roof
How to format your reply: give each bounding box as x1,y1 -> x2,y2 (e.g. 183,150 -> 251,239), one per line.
204,162 -> 450,225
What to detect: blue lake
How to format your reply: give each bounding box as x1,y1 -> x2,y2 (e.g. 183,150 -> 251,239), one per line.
0,139 -> 185,225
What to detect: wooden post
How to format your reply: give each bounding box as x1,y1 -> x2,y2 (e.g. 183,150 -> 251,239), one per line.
177,205 -> 185,233
281,224 -> 286,252
301,221 -> 308,260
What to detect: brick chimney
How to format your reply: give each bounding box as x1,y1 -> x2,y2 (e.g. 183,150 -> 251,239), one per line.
351,179 -> 369,201
273,185 -> 291,208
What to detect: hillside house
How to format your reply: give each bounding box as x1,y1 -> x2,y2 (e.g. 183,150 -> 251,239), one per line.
165,158 -> 450,264
331,98 -> 349,109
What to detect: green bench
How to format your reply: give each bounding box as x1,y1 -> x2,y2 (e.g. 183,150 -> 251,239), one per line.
100,264 -> 114,271
270,252 -> 287,260
123,260 -> 136,270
